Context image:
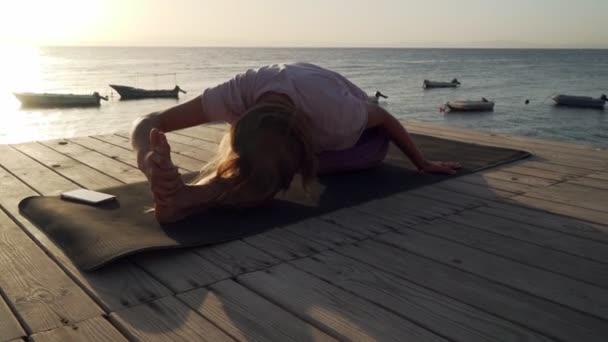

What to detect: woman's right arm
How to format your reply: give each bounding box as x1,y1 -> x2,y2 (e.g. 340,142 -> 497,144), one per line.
131,95 -> 210,173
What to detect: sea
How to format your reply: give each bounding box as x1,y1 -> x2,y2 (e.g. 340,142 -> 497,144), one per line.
1,47 -> 607,146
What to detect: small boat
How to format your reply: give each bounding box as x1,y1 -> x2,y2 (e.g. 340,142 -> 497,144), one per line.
423,78 -> 461,89
109,84 -> 187,100
13,92 -> 108,108
368,90 -> 388,104
552,94 -> 607,109
446,97 -> 495,112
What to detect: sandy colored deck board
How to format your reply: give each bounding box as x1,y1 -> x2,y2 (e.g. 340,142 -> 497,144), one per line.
522,182 -> 608,213
28,316 -> 127,342
337,240 -> 608,342
195,240 -> 281,276
91,134 -> 204,173
588,172 -> 608,181
133,250 -> 231,293
238,264 -> 447,342
406,123 -> 608,170
478,202 -> 608,244
39,139 -> 146,184
508,195 -> 608,225
11,142 -> 120,191
179,280 -> 336,342
0,169 -> 104,334
164,132 -> 220,153
0,146 -> 79,196
374,228 -> 608,320
292,251 -> 552,342
178,126 -> 227,144
412,218 -> 608,287
568,176 -> 608,190
243,227 -> 327,261
455,173 -> 538,194
109,296 -> 233,341
481,169 -> 558,187
444,210 -> 608,263
0,294 -> 25,342
406,120 -> 607,159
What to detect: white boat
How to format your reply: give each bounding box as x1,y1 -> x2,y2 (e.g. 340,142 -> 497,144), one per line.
446,98 -> 495,112
368,90 -> 388,104
552,94 -> 607,109
14,92 -> 108,108
423,78 -> 461,89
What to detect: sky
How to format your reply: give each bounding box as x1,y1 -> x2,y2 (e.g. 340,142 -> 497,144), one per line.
0,0 -> 606,48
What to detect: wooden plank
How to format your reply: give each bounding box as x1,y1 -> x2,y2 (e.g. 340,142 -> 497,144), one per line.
374,228 -> 608,320
405,120 -> 608,159
133,250 -> 231,293
179,280 -> 336,342
516,160 -> 594,177
0,294 -> 25,342
356,192 -> 462,225
568,176 -> 608,190
28,316 -> 127,342
109,296 -> 233,341
11,142 -> 120,190
482,169 -> 558,187
238,264 -> 447,342
164,132 -> 220,153
243,227 -> 327,261
434,180 -> 520,201
444,210 -> 608,264
588,172 -> 608,181
522,182 -> 608,213
94,134 -> 211,170
292,251 -> 553,342
320,207 -> 395,236
0,146 -> 79,196
478,202 -> 608,244
39,140 -> 146,184
497,165 -> 576,182
3,143 -> 174,313
114,130 -> 219,161
282,218 -> 366,248
195,240 -> 281,276
178,126 -> 227,144
405,124 -> 608,171
455,173 -> 538,194
411,218 -> 608,287
337,240 -> 608,342
0,170 -> 104,334
507,195 -> 608,226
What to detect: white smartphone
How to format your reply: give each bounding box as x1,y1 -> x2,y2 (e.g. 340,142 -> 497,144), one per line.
60,189 -> 117,205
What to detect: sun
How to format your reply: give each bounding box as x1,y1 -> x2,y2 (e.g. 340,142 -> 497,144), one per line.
0,0 -> 105,46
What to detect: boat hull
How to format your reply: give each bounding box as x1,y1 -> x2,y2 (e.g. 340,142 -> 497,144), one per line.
423,80 -> 459,89
110,85 -> 181,99
552,95 -> 606,109
14,93 -> 102,108
447,100 -> 495,112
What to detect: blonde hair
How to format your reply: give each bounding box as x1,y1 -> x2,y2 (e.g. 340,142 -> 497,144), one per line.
194,104 -> 316,207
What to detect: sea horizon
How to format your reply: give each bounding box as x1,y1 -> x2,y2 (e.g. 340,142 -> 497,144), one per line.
1,47 -> 606,146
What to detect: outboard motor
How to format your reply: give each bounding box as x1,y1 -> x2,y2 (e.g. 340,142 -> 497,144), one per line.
451,78 -> 461,85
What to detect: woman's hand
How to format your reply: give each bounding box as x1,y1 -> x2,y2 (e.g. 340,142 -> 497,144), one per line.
418,160 -> 462,175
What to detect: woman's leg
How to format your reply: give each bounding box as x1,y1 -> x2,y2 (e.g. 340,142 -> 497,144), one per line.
317,127 -> 389,175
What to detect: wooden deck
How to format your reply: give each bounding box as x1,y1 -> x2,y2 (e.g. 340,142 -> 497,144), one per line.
0,121 -> 607,341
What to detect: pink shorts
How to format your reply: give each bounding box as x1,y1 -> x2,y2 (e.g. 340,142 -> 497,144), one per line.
317,128 -> 389,175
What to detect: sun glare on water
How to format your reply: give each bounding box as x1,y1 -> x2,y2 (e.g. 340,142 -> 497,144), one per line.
0,1 -> 106,143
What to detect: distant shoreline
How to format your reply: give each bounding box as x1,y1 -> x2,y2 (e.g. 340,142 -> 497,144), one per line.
35,46 -> 608,51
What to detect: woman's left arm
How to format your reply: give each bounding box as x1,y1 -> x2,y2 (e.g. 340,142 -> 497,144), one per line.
366,103 -> 461,174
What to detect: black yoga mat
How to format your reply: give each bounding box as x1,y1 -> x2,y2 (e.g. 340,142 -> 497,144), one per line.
19,134 -> 530,271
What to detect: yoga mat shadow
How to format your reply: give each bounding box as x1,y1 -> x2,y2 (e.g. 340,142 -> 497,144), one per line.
19,134 -> 530,271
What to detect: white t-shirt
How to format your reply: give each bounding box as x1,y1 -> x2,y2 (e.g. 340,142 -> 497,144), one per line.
201,63 -> 369,152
